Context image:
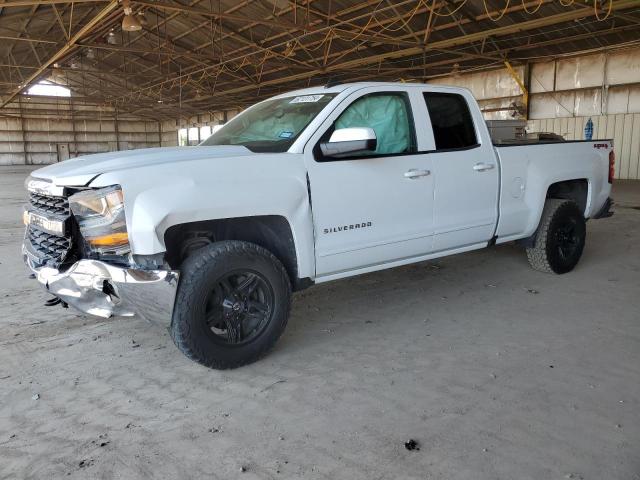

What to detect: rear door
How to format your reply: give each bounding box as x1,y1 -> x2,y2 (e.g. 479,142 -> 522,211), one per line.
304,87 -> 435,277
421,90 -> 500,252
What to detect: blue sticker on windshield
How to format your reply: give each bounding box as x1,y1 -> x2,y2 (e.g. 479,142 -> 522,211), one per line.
278,131 -> 294,139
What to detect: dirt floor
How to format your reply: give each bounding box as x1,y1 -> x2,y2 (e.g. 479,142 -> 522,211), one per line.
1,166 -> 639,480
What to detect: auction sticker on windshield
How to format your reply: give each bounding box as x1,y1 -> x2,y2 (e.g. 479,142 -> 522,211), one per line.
290,95 -> 324,103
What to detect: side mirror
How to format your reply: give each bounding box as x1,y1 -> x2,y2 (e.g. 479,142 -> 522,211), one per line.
320,127 -> 377,158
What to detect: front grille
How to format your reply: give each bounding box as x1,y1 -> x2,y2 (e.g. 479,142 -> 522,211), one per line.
29,192 -> 70,216
27,227 -> 72,265
25,190 -> 74,268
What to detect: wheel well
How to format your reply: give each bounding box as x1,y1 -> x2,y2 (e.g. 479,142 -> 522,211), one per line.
546,179 -> 588,214
164,215 -> 304,289
517,179 -> 589,248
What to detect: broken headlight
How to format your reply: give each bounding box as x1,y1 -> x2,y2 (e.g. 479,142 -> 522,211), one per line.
69,185 -> 130,255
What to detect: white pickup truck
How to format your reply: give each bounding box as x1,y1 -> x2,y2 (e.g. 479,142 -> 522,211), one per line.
23,82 -> 614,369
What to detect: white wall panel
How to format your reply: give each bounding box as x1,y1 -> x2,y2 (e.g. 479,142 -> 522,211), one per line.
627,85 -> 640,113
574,89 -> 602,117
619,114 -> 634,180
530,61 -> 555,93
606,86 -> 630,114
556,53 -> 605,90
630,116 -> 640,179
613,114 -> 625,178
430,66 -> 524,100
606,49 -> 640,85
529,92 -> 576,119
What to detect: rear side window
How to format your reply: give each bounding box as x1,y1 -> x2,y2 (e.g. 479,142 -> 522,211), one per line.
423,92 -> 477,150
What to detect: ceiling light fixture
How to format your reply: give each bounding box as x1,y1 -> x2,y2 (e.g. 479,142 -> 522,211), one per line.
107,30 -> 118,45
122,0 -> 142,32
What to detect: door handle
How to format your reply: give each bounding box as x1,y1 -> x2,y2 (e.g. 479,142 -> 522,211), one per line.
404,169 -> 431,179
473,162 -> 495,172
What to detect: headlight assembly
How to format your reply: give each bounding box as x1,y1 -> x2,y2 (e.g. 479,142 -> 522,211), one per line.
69,186 -> 130,255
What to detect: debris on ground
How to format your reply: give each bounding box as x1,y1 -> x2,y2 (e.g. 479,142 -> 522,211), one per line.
526,288 -> 539,294
404,439 -> 420,451
78,459 -> 94,468
131,340 -> 140,348
92,434 -> 109,447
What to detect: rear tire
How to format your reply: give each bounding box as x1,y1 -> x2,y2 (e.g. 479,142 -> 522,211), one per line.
171,241 -> 292,369
526,199 -> 586,274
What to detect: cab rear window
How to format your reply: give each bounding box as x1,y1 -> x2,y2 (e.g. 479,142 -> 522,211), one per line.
423,93 -> 477,150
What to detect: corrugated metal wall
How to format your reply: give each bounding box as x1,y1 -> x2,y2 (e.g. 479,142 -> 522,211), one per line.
526,47 -> 640,180
0,97 -> 161,165
430,46 -> 640,179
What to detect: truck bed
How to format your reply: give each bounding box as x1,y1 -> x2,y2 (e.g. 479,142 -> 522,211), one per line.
493,139 -> 613,244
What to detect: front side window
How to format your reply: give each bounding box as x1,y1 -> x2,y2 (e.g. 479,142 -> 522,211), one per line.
200,93 -> 337,153
333,92 -> 415,156
423,92 -> 477,150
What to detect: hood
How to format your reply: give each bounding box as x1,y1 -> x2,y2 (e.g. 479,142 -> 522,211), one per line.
30,146 -> 254,186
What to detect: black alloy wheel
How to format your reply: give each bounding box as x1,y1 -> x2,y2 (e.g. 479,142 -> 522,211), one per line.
171,240 -> 292,369
526,199 -> 586,274
554,217 -> 581,262
204,270 -> 274,345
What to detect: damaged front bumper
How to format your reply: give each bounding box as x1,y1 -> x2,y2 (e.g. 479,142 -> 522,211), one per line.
23,249 -> 179,327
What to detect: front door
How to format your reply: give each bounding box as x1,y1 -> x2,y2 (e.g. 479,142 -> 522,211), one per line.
305,88 -> 435,277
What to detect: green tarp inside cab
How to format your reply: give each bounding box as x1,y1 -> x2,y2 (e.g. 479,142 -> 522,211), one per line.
335,95 -> 411,155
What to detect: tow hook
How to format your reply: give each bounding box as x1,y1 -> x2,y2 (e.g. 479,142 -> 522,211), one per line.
44,296 -> 68,308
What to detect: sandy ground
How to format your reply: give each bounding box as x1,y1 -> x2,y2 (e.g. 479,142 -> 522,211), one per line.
0,166 -> 639,480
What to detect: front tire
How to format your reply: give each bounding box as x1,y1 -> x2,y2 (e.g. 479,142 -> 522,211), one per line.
171,241 -> 292,369
526,199 -> 586,274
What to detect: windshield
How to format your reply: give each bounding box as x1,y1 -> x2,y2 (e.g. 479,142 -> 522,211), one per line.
200,93 -> 337,153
